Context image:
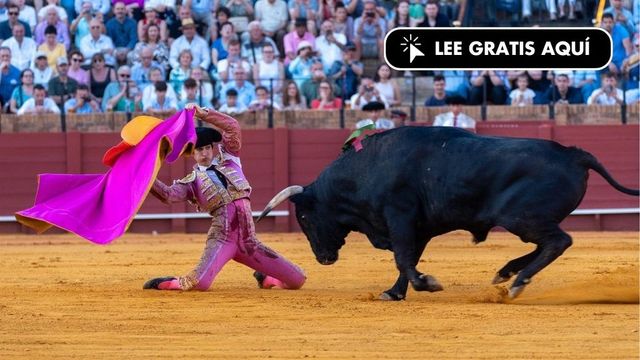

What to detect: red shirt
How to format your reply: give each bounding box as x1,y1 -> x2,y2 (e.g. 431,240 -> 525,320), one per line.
311,98 -> 342,110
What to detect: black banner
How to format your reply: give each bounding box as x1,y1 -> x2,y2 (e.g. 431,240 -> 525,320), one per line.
384,28 -> 611,70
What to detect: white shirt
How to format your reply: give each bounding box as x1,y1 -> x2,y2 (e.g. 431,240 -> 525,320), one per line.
218,102 -> 248,115
254,0 -> 288,33
355,118 -> 395,130
433,111 -> 476,129
31,65 -> 53,88
169,35 -> 210,70
217,58 -> 251,83
509,88 -> 536,106
315,33 -> 346,72
587,88 -> 624,105
2,36 -> 37,71
349,93 -> 389,109
79,34 -> 115,66
17,97 -> 61,114
19,5 -> 37,30
38,5 -> 68,22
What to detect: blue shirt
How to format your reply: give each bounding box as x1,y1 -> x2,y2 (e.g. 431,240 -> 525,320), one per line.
219,81 -> 256,107
0,64 -> 21,104
64,97 -> 100,114
106,17 -> 138,49
610,24 -> 630,69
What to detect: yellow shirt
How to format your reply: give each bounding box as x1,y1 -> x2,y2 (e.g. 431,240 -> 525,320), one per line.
38,43 -> 67,74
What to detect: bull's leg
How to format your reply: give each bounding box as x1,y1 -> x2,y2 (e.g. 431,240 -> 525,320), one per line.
381,237 -> 434,301
508,227 -> 573,298
492,247 -> 542,284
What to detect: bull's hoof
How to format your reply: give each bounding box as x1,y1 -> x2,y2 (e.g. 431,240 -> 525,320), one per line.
508,284 -> 526,299
379,291 -> 405,301
492,273 -> 511,285
411,274 -> 444,292
143,276 -> 177,290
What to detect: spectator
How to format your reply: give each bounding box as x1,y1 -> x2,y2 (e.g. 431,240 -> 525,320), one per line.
8,68 -> 34,113
218,88 -> 248,114
315,19 -> 346,73
180,66 -> 213,107
248,85 -> 281,111
34,6 -> 70,50
433,95 -> 475,131
185,0 -> 214,39
389,0 -> 411,28
442,70 -> 469,99
48,56 -> 77,107
311,79 -> 342,109
88,52 -> 116,102
350,76 -> 389,109
211,21 -> 235,69
355,100 -> 394,129
572,70 -> 599,101
328,43 -> 362,99
144,0 -> 177,20
556,0 -> 576,21
169,18 -> 209,71
281,80 -> 307,110
317,0 -> 336,23
254,0 -> 288,55
131,47 -> 163,86
141,66 -> 177,109
542,73 -> 583,104
207,6 -> 230,43
128,23 -> 169,73
143,80 -> 177,113
17,83 -> 60,114
284,17 -> 316,65
424,74 -> 447,106
168,3 -> 197,42
225,0 -> 254,34
169,49 -> 193,94
37,25 -> 66,71
604,0 -> 635,34
216,39 -> 250,84
69,0 -> 93,49
2,22 -> 37,71
241,21 -> 279,66
137,5 -> 167,44
587,73 -> 624,105
288,40 -> 316,89
0,4 -> 32,39
15,0 -> 36,32
67,50 -> 89,85
0,46 -> 21,106
301,60 -> 334,107
527,70 -> 552,102
106,1 -> 137,65
601,12 -> 632,75
289,0 -> 318,32
332,2 -> 354,44
354,0 -> 386,61
509,73 -> 535,106
178,77 -> 212,109
469,70 -> 508,105
79,18 -> 115,66
102,65 -> 142,112
64,83 -> 101,113
120,0 -> 144,20
621,34 -> 639,92
74,0 -> 110,17
253,43 -> 285,95
31,51 -> 53,88
374,63 -> 401,107
418,0 -> 450,27
408,0 -> 425,26
218,66 -> 255,108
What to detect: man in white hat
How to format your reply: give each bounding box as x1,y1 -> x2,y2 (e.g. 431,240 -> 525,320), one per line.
30,50 -> 53,88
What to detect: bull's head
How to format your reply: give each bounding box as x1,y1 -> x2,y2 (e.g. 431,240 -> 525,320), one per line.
256,186 -> 347,265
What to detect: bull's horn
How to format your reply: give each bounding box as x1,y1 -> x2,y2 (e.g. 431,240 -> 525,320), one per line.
255,185 -> 303,223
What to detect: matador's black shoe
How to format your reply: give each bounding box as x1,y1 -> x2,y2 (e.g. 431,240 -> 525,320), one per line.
253,271 -> 267,289
143,276 -> 177,290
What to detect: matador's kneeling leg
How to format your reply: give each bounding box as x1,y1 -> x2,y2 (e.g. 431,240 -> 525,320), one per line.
143,276 -> 181,290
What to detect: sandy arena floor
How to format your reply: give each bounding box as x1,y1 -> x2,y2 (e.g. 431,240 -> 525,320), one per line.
0,231 -> 637,359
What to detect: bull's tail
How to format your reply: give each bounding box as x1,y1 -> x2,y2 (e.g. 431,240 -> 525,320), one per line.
579,150 -> 640,196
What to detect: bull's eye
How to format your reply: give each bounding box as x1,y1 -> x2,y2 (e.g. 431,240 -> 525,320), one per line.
300,215 -> 306,220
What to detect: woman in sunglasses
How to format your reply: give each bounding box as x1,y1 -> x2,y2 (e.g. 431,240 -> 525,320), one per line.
67,50 -> 89,85
89,53 -> 115,103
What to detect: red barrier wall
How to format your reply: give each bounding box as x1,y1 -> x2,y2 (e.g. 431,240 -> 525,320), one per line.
0,124 -> 637,234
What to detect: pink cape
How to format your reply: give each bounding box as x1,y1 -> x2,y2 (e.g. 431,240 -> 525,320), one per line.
15,110 -> 196,245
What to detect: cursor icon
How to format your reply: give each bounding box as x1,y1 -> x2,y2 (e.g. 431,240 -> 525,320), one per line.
409,44 -> 424,63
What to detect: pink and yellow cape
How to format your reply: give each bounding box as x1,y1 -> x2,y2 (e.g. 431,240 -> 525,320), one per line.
15,110 -> 196,245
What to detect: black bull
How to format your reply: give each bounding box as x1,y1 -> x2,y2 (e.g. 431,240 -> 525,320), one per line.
257,127 -> 639,300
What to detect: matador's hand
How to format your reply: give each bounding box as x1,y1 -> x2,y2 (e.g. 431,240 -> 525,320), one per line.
185,103 -> 209,119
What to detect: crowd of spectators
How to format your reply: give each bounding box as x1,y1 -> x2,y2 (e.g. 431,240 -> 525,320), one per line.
0,0 -> 637,118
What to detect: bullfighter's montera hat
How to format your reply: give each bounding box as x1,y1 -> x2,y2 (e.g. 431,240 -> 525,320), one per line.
195,127 -> 222,148
445,95 -> 467,105
362,101 -> 385,111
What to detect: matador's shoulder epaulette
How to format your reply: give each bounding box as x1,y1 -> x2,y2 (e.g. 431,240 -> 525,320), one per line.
176,171 -> 197,184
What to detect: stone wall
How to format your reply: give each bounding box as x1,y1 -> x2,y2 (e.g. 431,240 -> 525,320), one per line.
0,104 -> 637,132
